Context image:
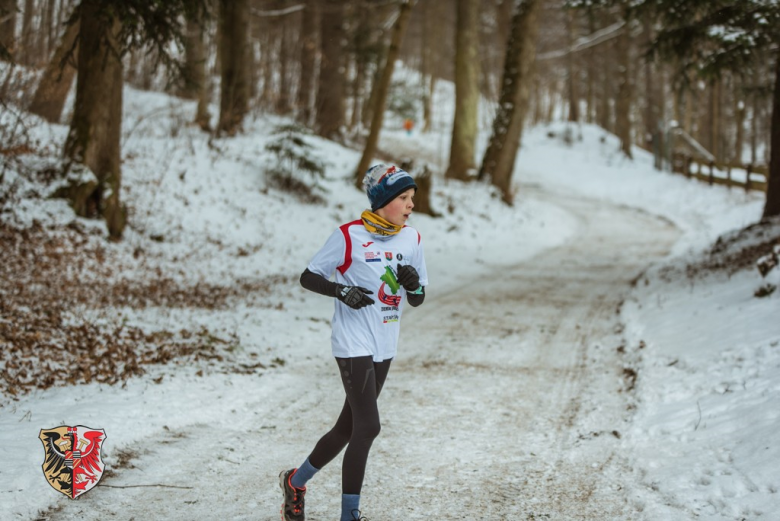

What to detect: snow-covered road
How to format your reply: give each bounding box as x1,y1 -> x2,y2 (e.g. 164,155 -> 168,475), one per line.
39,186 -> 680,520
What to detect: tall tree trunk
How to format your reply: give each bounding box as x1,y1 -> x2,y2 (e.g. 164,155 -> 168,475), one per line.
445,0 -> 480,181
28,18 -> 78,123
420,0 -> 432,133
316,0 -> 346,139
422,74 -> 435,133
762,52 -> 780,219
61,0 -> 125,239
20,0 -> 34,65
275,4 -> 291,115
643,19 -> 658,150
297,0 -> 317,126
139,49 -> 157,90
734,96 -> 745,163
0,0 -> 17,61
585,9 -> 596,123
421,0 -> 444,134
181,8 -> 211,130
614,15 -> 632,159
478,0 -> 540,204
259,33 -> 274,106
37,0 -> 55,63
566,9 -> 579,122
597,53 -> 611,131
349,56 -> 365,131
180,12 -> 205,100
750,87 -> 759,164
532,75 -> 543,125
353,0 -> 412,185
683,85 -> 694,135
348,0 -> 369,132
709,79 -> 721,161
217,0 -> 249,135
361,33 -> 386,130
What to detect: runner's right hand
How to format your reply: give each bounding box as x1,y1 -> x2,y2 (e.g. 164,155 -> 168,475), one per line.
335,285 -> 374,309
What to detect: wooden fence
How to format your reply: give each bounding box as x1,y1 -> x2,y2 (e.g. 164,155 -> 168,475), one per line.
670,153 -> 769,193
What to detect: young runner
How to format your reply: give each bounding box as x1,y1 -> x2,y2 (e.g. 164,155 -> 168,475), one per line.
280,164 -> 428,521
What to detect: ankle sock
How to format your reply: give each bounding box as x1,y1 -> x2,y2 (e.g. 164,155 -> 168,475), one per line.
290,458 -> 318,489
340,493 -> 360,521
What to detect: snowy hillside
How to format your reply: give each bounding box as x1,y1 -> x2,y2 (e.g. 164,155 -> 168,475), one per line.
1,76 -> 778,520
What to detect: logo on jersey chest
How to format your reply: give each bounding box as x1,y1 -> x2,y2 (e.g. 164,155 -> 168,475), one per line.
364,251 -> 382,263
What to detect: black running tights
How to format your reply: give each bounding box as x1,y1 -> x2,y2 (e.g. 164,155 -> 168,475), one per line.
307,355 -> 392,495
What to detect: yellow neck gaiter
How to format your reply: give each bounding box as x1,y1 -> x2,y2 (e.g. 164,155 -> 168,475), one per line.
361,210 -> 402,237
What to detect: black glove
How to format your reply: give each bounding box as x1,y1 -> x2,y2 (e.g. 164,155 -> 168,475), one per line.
335,285 -> 374,309
396,263 -> 420,292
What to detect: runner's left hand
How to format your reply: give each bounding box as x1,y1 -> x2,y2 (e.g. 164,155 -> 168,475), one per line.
397,264 -> 420,292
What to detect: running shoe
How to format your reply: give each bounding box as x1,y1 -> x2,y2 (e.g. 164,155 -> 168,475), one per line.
279,468 -> 306,521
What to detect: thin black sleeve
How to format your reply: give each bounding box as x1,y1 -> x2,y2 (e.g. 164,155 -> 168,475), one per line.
300,268 -> 339,297
407,287 -> 425,307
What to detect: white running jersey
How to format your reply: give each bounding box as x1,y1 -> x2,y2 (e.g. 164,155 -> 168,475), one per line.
307,220 -> 429,362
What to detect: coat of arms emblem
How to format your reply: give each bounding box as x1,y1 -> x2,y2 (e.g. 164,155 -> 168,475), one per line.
39,425 -> 107,499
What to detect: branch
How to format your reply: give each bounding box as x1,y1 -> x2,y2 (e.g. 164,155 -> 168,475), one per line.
251,5 -> 305,17
537,20 -> 626,61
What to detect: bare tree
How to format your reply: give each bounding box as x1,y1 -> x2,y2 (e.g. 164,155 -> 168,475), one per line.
28,18 -> 79,123
274,1 -> 293,115
642,19 -> 660,150
181,4 -> 211,130
316,0 -> 346,139
38,0 -> 56,62
565,8 -> 579,122
61,0 -> 125,239
445,0 -> 480,181
347,0 -> 373,132
733,86 -> 746,163
20,0 -> 34,65
613,7 -> 632,158
0,0 -> 16,61
419,0 -> 434,132
297,0 -> 317,126
765,52 -> 780,218
57,0 -> 206,239
217,0 -> 249,135
478,0 -> 541,204
354,0 -> 413,185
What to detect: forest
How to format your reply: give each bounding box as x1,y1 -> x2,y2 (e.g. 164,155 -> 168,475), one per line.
1,0 -> 778,239
2,2 -> 780,520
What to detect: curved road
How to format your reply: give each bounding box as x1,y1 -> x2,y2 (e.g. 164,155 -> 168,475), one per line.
47,187 -> 679,520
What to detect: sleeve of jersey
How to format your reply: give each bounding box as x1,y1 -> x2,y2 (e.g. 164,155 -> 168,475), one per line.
413,235 -> 429,287
307,228 -> 347,279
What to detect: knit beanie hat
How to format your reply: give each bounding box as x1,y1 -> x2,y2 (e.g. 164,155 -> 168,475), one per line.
363,163 -> 417,211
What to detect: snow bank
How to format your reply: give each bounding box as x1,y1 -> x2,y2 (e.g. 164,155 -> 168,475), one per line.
622,238 -> 780,519
523,122 -> 780,519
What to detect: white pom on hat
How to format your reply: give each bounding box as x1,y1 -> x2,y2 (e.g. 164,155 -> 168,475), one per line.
363,163 -> 417,211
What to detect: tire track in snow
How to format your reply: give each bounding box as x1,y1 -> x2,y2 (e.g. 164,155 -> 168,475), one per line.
373,187 -> 680,519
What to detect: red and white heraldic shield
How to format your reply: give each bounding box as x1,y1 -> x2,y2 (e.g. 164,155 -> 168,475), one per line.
39,425 -> 107,499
